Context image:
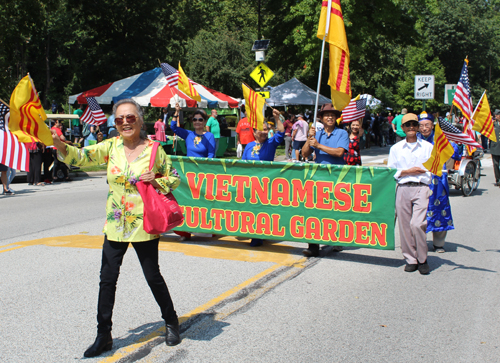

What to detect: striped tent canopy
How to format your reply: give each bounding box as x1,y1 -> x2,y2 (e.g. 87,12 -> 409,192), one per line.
68,68 -> 239,109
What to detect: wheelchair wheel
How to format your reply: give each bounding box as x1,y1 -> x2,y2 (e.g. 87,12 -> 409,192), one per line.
461,161 -> 475,196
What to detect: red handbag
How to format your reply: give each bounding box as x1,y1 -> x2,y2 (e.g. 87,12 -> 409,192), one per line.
136,142 -> 184,234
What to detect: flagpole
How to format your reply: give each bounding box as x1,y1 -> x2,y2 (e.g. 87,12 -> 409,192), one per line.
313,0 -> 332,129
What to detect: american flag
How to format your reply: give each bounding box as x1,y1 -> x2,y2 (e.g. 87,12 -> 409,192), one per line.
0,103 -> 30,171
439,118 -> 482,148
452,59 -> 473,120
80,97 -> 107,126
341,97 -> 367,123
160,63 -> 179,87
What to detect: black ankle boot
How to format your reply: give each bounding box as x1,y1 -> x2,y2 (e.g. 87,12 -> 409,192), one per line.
84,332 -> 113,357
165,322 -> 181,346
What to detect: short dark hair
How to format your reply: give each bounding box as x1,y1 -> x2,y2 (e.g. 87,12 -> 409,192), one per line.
192,109 -> 207,121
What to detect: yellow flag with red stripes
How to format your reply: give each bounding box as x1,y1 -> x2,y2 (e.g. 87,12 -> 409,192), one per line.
242,84 -> 265,131
472,91 -> 496,142
423,122 -> 455,177
177,62 -> 201,102
317,0 -> 351,111
9,74 -> 53,145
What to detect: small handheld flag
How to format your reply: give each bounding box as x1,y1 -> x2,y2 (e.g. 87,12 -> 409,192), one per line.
242,84 -> 266,131
423,122 -> 455,177
341,95 -> 366,123
0,102 -> 30,171
177,63 -> 201,102
80,97 -> 107,126
452,58 -> 473,121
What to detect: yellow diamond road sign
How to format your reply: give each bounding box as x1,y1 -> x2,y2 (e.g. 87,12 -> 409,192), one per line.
250,63 -> 274,87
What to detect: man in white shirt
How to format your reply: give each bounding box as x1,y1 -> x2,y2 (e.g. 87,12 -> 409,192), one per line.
388,113 -> 433,274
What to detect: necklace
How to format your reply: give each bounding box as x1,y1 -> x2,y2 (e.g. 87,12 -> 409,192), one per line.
124,140 -> 143,157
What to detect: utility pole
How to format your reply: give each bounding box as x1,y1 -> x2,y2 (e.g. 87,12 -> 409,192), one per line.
258,0 -> 261,39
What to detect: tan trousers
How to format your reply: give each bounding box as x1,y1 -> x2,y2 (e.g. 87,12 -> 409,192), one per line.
396,185 -> 430,264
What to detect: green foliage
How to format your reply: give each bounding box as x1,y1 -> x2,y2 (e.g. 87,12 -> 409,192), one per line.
1,0 -> 500,113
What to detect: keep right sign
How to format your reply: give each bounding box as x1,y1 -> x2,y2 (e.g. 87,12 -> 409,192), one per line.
414,75 -> 435,100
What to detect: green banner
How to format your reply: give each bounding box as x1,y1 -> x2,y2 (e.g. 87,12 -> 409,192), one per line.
170,156 -> 397,250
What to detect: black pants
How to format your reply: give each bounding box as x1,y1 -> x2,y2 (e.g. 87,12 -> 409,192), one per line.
42,149 -> 53,181
52,149 -> 68,179
97,237 -> 178,333
27,152 -> 42,184
492,154 -> 500,183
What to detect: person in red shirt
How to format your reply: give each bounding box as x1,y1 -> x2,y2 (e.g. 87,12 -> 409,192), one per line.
51,120 -> 73,182
236,105 -> 255,153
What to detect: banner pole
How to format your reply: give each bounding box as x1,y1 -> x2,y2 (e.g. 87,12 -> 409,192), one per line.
313,0 -> 332,129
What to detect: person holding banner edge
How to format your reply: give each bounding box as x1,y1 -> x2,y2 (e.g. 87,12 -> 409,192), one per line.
171,102 -> 216,241
242,108 -> 285,247
301,103 -> 349,257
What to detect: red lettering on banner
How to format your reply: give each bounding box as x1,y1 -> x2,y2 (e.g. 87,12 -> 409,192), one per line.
321,218 -> 338,242
232,175 -> 251,203
305,217 -> 322,240
200,207 -> 212,229
371,223 -> 387,247
240,212 -> 255,233
290,216 -> 304,238
355,221 -> 370,244
225,210 -> 240,232
185,206 -> 200,228
271,214 -> 285,237
334,182 -> 352,211
216,174 -> 232,201
255,213 -> 271,235
250,176 -> 269,205
205,173 -> 216,201
315,181 -> 333,210
353,184 -> 372,213
338,220 -> 354,242
270,178 -> 291,206
291,179 -> 315,208
186,172 -> 205,200
177,206 -> 186,227
210,209 -> 224,231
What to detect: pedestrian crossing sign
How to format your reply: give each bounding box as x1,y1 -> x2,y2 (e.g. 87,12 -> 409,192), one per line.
250,63 -> 274,87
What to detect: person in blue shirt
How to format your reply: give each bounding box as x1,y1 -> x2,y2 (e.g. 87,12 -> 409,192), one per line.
170,103 -> 216,158
417,111 -> 461,253
171,103 -> 216,242
242,108 -> 284,246
301,103 -> 350,257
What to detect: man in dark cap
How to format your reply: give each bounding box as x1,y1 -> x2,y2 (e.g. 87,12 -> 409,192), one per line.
301,104 -> 349,257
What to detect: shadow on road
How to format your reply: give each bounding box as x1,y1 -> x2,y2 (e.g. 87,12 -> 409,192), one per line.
322,247 -> 406,268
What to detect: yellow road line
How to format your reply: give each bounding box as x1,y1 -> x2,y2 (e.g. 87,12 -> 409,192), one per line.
98,264 -> 282,363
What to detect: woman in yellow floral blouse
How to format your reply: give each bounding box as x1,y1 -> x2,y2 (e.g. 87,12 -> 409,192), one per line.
52,99 -> 182,358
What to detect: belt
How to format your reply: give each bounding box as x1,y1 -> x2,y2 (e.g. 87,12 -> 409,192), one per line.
399,182 -> 428,187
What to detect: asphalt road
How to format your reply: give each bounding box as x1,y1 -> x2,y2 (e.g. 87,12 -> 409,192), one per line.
1,148 -> 499,363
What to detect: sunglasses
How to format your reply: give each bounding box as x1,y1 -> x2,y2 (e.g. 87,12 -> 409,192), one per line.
115,115 -> 137,126
193,118 -> 204,122
404,121 -> 419,127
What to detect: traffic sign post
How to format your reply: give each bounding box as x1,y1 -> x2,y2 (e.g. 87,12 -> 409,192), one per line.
444,84 -> 457,105
250,63 -> 274,88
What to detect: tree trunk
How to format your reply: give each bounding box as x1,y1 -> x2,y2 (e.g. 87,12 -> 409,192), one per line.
44,33 -> 51,108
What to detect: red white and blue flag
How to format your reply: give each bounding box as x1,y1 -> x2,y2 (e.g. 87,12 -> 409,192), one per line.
0,103 -> 30,171
439,118 -> 482,148
452,59 -> 473,121
160,63 -> 179,87
341,96 -> 366,123
80,97 -> 107,126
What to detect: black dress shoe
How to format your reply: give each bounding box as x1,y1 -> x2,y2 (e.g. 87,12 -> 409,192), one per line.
418,260 -> 430,275
302,243 -> 320,257
404,263 -> 418,272
165,323 -> 181,346
84,332 -> 113,358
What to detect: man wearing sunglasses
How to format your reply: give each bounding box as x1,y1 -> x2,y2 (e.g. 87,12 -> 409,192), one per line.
388,113 -> 434,275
